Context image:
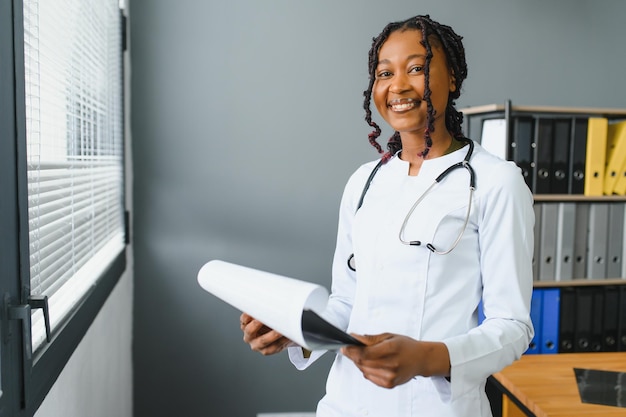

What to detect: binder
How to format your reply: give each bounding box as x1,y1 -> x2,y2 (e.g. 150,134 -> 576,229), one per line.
572,203 -> 589,279
574,287 -> 593,352
551,118 -> 571,194
527,288 -> 543,354
540,288 -> 559,354
602,286 -> 619,352
586,203 -> 609,280
604,121 -> 626,195
619,286 -> 626,351
555,202 -> 576,281
590,287 -> 604,352
569,118 -> 588,194
538,203 -> 558,281
512,116 -> 536,191
584,117 -> 609,196
534,118 -> 554,194
613,158 -> 626,196
559,287 -> 576,353
480,118 -> 508,160
606,203 -> 624,279
532,203 -> 542,281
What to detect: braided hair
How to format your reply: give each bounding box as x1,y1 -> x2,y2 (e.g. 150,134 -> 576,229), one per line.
363,15 -> 468,161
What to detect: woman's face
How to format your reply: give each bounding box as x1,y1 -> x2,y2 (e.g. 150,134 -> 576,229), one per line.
373,29 -> 456,138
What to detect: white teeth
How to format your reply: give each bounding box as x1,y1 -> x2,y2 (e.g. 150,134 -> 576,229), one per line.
390,101 -> 416,111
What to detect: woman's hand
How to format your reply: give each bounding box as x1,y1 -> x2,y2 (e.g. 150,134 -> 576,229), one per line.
341,333 -> 450,389
240,313 -> 295,355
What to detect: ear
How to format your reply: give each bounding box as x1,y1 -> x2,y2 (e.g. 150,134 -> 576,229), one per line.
449,71 -> 457,92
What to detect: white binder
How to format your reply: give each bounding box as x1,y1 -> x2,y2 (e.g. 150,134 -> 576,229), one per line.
572,203 -> 589,279
533,203 -> 542,281
586,203 -> 609,280
607,203 -> 625,279
539,203 -> 558,281
555,202 -> 576,281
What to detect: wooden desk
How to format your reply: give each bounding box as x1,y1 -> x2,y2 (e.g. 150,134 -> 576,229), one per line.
492,353 -> 626,417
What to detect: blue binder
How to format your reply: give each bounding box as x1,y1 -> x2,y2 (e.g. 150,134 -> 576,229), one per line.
527,288 -> 543,354
540,288 -> 560,354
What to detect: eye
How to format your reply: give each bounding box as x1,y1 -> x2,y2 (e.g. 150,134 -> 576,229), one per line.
409,65 -> 424,74
376,70 -> 392,79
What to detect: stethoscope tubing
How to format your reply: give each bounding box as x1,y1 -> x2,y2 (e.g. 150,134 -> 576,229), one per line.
348,138 -> 475,270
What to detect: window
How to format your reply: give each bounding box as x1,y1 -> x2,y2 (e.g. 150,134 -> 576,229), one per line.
0,0 -> 127,415
24,0 -> 125,353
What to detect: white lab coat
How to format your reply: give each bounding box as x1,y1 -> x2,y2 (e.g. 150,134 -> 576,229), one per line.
289,141 -> 535,417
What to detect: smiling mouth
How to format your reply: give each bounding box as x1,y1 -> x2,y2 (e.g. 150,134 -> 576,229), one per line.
388,98 -> 420,112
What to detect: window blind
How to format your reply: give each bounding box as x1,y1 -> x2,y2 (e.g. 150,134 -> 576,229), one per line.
23,0 -> 124,352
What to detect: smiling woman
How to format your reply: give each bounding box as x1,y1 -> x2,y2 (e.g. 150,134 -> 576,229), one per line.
239,14 -> 534,417
364,16 -> 467,166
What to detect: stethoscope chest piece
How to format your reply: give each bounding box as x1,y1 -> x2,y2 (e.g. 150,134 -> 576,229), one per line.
347,254 -> 356,271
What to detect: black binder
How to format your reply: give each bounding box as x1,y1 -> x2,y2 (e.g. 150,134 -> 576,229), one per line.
590,287 -> 604,352
534,118 -> 554,194
619,286 -> 626,351
602,286 -> 619,352
559,287 -> 576,353
512,116 -> 535,191
551,118 -> 571,194
574,287 -> 593,352
569,118 -> 588,194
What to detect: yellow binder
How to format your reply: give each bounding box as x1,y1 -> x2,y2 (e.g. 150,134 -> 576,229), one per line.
584,117 -> 608,196
604,120 -> 626,195
614,165 -> 626,195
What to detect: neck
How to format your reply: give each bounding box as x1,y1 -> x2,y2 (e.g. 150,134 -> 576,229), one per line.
399,133 -> 460,176
443,137 -> 465,155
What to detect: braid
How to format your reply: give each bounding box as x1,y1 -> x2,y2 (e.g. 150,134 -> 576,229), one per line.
363,23 -> 398,158
419,22 -> 435,158
363,15 -> 468,161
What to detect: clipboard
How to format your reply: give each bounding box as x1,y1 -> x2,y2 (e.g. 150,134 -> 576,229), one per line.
197,260 -> 364,350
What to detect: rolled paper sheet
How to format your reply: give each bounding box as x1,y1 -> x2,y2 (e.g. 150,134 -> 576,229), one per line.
197,260 -> 329,349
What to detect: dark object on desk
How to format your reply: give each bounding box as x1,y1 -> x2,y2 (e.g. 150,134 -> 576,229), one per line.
574,367 -> 626,408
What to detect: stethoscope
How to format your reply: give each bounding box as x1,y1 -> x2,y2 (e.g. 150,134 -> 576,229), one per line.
347,138 -> 476,271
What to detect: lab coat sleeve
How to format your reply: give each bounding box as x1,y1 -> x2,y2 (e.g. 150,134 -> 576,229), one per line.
287,163 -> 373,370
437,160 -> 535,402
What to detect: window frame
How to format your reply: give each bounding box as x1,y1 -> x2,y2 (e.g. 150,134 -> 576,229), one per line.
0,0 -> 129,415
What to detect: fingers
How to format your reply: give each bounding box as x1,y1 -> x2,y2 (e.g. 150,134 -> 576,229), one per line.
341,333 -> 417,389
239,314 -> 291,355
341,333 -> 393,359
240,312 -> 253,330
251,330 -> 292,355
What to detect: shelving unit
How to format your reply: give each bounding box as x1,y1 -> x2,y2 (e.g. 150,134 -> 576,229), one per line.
461,100 -> 626,282
465,101 -> 626,416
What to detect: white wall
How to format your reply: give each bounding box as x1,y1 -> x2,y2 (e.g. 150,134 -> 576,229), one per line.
33,270 -> 133,417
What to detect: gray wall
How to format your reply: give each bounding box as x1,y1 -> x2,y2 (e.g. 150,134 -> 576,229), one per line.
129,1 -> 626,416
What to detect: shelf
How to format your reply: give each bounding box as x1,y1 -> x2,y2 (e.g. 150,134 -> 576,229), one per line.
461,104 -> 626,117
533,278 -> 626,288
533,194 -> 626,202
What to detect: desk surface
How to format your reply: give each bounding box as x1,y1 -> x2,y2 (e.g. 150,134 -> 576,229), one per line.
493,353 -> 626,417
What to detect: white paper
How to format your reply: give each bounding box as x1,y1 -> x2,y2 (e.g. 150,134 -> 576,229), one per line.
481,118 -> 507,159
197,260 -> 331,349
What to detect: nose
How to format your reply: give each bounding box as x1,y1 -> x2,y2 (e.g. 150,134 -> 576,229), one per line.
389,72 -> 410,94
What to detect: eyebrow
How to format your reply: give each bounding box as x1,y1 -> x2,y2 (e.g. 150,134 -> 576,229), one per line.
377,54 -> 427,66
